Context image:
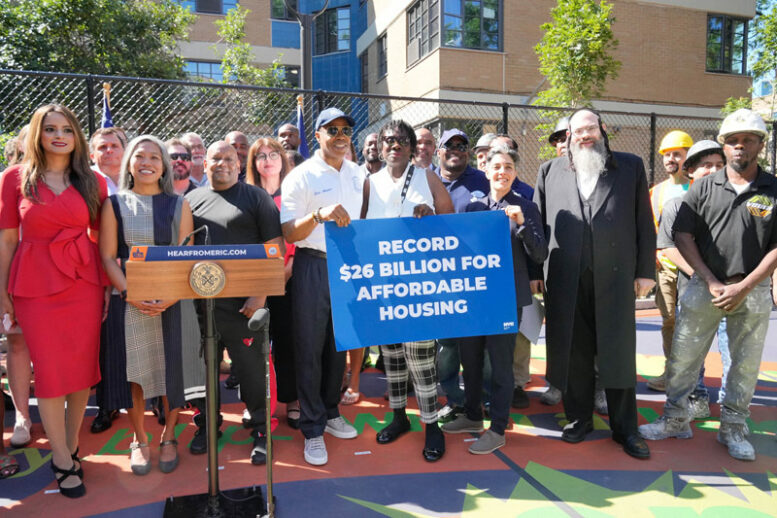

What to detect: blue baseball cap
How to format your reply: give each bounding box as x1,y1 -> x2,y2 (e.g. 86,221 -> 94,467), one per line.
315,108 -> 355,130
438,128 -> 469,149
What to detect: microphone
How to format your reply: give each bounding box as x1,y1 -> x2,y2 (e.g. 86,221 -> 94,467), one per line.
247,308 -> 270,331
179,225 -> 209,246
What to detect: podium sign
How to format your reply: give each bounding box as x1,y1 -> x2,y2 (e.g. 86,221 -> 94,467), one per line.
126,244 -> 284,300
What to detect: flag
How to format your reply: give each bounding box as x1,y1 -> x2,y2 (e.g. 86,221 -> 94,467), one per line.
101,90 -> 114,128
296,98 -> 310,158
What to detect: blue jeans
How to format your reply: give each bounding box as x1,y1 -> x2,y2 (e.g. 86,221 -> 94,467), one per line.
665,275 -> 771,424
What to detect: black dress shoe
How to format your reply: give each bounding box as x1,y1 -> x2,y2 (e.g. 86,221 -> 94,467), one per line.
511,387 -> 530,409
422,446 -> 444,462
90,409 -> 118,434
376,418 -> 411,444
613,433 -> 650,459
561,419 -> 593,443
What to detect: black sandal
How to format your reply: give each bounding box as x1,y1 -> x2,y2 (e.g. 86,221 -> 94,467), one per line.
50,459 -> 86,498
71,447 -> 84,479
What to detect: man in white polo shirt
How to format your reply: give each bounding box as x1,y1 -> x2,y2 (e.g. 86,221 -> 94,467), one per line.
280,107 -> 365,465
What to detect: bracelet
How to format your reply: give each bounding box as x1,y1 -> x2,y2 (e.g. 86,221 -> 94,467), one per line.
120,289 -> 128,301
313,207 -> 322,223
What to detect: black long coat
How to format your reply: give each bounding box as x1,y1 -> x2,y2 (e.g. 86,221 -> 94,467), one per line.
533,152 -> 655,389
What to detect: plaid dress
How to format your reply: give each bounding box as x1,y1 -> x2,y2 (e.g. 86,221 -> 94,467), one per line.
99,191 -> 203,410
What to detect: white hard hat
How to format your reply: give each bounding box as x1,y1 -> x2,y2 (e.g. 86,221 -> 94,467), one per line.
717,109 -> 768,144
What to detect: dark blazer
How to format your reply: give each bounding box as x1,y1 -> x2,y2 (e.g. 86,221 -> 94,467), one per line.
533,152 -> 655,389
465,191 -> 548,312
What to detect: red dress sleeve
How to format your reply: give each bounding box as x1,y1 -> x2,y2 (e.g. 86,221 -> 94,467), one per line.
0,166 -> 23,229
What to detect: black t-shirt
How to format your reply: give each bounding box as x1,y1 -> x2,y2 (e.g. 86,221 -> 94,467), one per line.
673,167 -> 777,281
186,182 -> 282,246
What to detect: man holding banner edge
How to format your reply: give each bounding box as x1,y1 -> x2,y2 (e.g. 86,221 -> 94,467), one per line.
280,107 -> 365,466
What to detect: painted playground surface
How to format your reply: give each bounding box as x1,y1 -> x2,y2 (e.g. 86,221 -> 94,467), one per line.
2,311 -> 777,517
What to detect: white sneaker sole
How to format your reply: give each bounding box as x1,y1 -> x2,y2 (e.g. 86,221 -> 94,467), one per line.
304,451 -> 328,465
325,424 -> 357,439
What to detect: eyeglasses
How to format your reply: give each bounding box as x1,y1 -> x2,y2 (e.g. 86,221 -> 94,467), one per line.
381,135 -> 410,147
571,124 -> 600,137
169,153 -> 191,161
442,142 -> 468,152
325,126 -> 353,137
256,152 -> 281,161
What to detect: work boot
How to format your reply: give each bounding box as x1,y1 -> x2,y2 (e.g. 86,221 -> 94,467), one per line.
688,394 -> 711,420
638,415 -> 692,440
717,422 -> 755,461
646,372 -> 666,392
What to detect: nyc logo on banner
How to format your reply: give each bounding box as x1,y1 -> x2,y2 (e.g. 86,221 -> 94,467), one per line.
325,211 -> 518,351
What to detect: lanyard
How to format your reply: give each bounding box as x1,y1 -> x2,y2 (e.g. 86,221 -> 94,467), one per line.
399,162 -> 415,204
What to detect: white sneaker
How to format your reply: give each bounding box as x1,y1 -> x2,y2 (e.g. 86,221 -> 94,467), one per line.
325,416 -> 357,439
10,418 -> 31,448
304,436 -> 328,465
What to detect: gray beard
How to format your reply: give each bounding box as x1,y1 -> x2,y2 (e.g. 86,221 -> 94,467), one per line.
572,140 -> 607,180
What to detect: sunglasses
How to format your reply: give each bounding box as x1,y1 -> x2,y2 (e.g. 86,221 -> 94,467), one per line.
324,126 -> 353,137
551,134 -> 567,144
169,153 -> 191,161
381,135 -> 410,147
256,152 -> 281,161
442,142 -> 468,152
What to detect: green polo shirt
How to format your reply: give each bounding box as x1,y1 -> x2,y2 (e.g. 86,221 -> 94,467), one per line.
673,166 -> 777,281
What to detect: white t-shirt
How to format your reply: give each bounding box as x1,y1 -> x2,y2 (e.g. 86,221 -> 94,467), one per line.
366,164 -> 434,219
280,151 -> 365,252
94,168 -> 119,195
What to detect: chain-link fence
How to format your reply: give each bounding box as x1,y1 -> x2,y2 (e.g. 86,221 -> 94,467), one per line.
2,69 -> 776,187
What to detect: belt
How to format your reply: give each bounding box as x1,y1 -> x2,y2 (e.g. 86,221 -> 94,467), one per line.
724,275 -> 745,285
298,247 -> 327,259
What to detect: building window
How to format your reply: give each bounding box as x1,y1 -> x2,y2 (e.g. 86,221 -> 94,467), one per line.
360,52 -> 369,92
407,0 -> 440,64
314,7 -> 351,55
185,61 -> 223,82
442,0 -> 500,51
279,65 -> 300,88
271,0 -> 297,20
706,14 -> 748,75
377,35 -> 387,78
179,0 -> 238,15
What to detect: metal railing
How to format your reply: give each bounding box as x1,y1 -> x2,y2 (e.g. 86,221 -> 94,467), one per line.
1,69 -> 775,187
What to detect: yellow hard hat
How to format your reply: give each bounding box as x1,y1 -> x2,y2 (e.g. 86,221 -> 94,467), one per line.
658,130 -> 693,155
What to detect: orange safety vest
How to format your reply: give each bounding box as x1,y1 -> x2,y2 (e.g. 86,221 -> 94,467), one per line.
650,179 -> 691,270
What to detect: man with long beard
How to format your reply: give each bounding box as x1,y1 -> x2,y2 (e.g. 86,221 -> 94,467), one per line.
533,108 -> 656,459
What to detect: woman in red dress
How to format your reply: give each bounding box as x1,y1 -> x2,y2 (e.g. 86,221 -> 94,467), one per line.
0,104 -> 107,498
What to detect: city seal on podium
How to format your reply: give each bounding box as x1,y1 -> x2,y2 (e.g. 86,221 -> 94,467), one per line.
189,261 -> 226,297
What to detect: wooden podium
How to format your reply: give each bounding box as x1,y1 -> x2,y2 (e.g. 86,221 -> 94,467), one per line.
126,243 -> 285,518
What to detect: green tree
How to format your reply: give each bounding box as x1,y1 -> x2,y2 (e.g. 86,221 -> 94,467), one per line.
212,5 -> 294,130
215,5 -> 291,89
750,0 -> 777,113
534,0 -> 620,108
721,96 -> 752,116
0,0 -> 195,78
532,0 -> 621,157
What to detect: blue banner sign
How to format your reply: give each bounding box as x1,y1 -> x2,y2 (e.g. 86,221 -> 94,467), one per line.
128,244 -> 282,261
325,211 -> 518,351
